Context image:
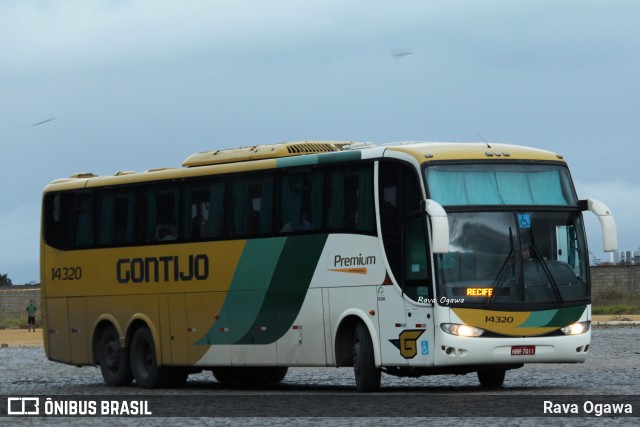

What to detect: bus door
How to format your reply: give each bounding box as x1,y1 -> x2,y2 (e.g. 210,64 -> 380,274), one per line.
401,214 -> 435,367
67,297 -> 90,364
376,160 -> 435,366
376,214 -> 435,366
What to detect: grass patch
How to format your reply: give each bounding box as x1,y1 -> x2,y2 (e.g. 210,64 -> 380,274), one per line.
592,304 -> 640,315
0,316 -> 24,329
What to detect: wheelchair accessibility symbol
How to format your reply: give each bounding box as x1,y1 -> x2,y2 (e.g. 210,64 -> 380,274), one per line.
518,213 -> 531,229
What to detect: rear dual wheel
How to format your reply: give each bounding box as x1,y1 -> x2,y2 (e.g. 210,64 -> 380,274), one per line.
99,325 -> 133,386
130,327 -> 188,388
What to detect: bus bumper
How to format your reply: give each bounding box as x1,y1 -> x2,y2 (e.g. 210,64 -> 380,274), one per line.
433,329 -> 591,366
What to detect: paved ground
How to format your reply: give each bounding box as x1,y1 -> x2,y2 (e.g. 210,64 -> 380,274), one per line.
1,323 -> 638,425
2,315 -> 639,347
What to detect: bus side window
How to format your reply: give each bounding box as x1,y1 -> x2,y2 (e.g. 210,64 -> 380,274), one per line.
327,165 -> 374,232
74,192 -> 94,247
378,161 -> 422,283
279,169 -> 323,233
44,192 -> 74,250
115,191 -> 135,244
146,186 -> 178,242
97,190 -> 136,245
229,174 -> 273,237
403,215 -> 432,301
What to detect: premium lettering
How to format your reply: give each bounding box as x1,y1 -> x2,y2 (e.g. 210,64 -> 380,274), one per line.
334,254 -> 376,268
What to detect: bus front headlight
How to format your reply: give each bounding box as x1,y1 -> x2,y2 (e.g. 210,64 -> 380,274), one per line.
560,321 -> 591,335
440,323 -> 485,337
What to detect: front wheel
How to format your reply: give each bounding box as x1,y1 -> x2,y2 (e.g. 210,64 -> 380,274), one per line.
130,327 -> 166,388
99,325 -> 133,386
353,323 -> 381,392
477,369 -> 506,388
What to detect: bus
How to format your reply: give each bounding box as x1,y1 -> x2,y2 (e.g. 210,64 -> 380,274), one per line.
40,140 -> 617,391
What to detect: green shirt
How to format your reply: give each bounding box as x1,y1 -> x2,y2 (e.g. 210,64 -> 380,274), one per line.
27,304 -> 36,316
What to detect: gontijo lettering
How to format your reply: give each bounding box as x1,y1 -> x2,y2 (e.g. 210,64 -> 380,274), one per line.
117,254 -> 209,283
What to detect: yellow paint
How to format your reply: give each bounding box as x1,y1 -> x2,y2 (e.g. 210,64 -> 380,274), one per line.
42,239 -> 246,365
399,330 -> 425,359
453,308 -> 557,336
388,142 -> 565,165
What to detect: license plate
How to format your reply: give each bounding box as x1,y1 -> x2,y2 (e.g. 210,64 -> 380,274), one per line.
511,345 -> 536,356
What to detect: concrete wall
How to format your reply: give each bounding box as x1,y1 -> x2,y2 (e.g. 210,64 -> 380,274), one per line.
591,265 -> 640,304
0,287 -> 41,328
0,267 -> 638,327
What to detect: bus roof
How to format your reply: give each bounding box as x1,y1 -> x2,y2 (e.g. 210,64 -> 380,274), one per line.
44,141 -> 566,191
385,142 -> 565,164
182,140 -> 362,167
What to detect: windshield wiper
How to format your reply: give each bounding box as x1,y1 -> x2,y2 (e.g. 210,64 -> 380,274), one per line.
529,244 -> 564,306
485,227 -> 515,309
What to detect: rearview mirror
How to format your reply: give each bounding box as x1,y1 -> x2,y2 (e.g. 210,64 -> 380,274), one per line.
580,198 -> 617,252
424,199 -> 449,254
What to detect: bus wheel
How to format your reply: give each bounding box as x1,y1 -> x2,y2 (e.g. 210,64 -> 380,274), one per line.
163,368 -> 189,388
99,325 -> 133,386
263,367 -> 288,384
477,369 -> 506,388
212,367 -> 240,384
353,323 -> 381,392
130,327 -> 165,389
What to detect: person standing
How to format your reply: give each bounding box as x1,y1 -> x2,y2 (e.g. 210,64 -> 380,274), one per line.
26,300 -> 37,332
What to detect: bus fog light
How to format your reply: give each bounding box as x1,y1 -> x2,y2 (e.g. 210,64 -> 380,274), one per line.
440,323 -> 485,337
561,321 -> 590,335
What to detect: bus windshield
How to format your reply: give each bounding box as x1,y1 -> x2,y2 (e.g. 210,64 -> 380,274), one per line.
436,211 -> 589,308
426,163 -> 577,206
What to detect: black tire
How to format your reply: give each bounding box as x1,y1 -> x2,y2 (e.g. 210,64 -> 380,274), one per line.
477,369 -> 506,388
99,325 -> 133,386
263,367 -> 288,384
212,367 -> 241,384
165,367 -> 189,388
353,323 -> 381,392
130,327 -> 166,389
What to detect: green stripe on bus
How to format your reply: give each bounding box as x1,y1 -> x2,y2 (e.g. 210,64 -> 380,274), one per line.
545,305 -> 586,327
518,309 -> 558,328
276,151 -> 361,168
195,237 -> 286,345
236,234 -> 328,344
276,155 -> 319,168
318,151 -> 361,164
519,306 -> 586,328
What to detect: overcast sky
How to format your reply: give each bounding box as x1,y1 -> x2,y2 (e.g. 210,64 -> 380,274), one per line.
1,1 -> 639,284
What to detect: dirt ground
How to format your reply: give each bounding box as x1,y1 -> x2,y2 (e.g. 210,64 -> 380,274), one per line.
0,328 -> 45,347
2,315 -> 640,348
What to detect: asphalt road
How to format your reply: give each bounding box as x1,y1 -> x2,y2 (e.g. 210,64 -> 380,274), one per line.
1,324 -> 638,426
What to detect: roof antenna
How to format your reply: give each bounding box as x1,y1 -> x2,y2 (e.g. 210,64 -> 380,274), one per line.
476,131 -> 491,149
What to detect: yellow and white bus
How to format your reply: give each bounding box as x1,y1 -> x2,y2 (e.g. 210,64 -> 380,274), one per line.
40,141 -> 617,391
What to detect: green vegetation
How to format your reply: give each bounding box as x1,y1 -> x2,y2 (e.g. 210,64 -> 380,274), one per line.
0,273 -> 12,287
592,305 -> 640,315
0,316 -> 24,329
592,288 -> 640,314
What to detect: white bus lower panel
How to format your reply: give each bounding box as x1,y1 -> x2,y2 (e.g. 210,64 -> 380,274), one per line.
433,330 -> 591,367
